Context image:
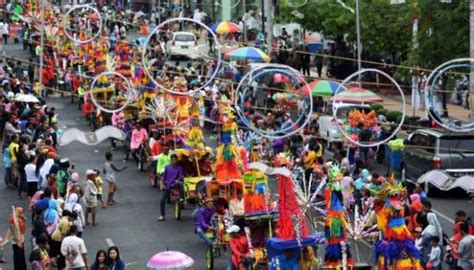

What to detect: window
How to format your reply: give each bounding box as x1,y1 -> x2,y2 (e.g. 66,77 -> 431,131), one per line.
175,34 -> 195,42
408,133 -> 435,153
439,136 -> 474,154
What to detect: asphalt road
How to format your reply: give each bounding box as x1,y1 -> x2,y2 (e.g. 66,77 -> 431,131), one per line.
0,35 -> 472,270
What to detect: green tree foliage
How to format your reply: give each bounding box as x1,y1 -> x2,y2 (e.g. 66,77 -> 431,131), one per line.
412,0 -> 469,69
279,0 -> 469,71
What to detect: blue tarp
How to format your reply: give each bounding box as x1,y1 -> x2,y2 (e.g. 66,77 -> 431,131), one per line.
266,234 -> 323,257
266,234 -> 323,270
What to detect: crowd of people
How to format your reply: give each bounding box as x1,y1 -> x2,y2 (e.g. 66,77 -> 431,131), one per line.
0,1 -> 471,270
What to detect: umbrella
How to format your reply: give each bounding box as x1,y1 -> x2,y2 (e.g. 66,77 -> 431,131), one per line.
301,80 -> 346,97
332,86 -> 383,104
224,47 -> 270,62
211,21 -> 240,34
14,94 -> 40,103
146,251 -> 194,270
304,35 -> 318,42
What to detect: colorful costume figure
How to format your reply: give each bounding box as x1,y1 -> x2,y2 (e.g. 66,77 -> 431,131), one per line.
215,102 -> 243,181
277,173 -> 308,240
372,179 -> 423,270
94,40 -> 108,74
187,104 -> 205,149
114,39 -> 133,79
324,165 -> 353,267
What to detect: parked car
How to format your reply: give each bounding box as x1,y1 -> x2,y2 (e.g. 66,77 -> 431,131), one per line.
401,129 -> 474,195
318,103 -> 371,148
165,31 -> 199,58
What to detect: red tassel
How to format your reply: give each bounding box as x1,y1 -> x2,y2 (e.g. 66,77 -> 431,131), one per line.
239,147 -> 248,172
277,175 -> 308,240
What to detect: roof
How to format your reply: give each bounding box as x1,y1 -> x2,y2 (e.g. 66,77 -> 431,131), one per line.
172,31 -> 196,36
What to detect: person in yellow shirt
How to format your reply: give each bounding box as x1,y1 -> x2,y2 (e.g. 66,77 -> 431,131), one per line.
51,210 -> 75,269
8,134 -> 20,184
8,134 -> 20,165
93,169 -> 106,208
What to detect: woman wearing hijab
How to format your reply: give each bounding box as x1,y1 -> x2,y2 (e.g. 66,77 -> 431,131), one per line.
421,212 -> 443,263
64,193 -> 85,237
43,199 -> 59,236
6,207 -> 27,270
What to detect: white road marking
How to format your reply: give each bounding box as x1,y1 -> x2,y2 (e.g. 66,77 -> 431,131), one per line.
432,208 -> 455,224
105,238 -> 114,247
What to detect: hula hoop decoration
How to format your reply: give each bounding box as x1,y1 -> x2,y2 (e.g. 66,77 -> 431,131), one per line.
332,68 -> 406,148
287,0 -> 308,8
425,58 -> 474,132
89,71 -> 135,114
63,4 -> 103,44
215,0 -> 241,9
142,17 -> 222,96
234,63 -> 313,139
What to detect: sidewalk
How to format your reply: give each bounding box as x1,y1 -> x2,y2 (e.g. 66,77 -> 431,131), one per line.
382,94 -> 470,123
307,66 -> 470,123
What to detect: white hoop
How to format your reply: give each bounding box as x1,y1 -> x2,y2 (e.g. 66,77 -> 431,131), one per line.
89,71 -> 135,114
287,0 -> 308,8
332,68 -> 406,148
142,17 -> 222,96
425,58 -> 474,132
63,4 -> 103,44
234,63 -> 313,139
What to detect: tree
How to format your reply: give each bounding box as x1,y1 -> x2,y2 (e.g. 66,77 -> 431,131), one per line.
279,0 -> 469,73
411,0 -> 469,69
278,0 -> 413,59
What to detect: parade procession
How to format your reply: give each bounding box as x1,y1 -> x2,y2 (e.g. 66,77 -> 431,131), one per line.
0,0 -> 472,269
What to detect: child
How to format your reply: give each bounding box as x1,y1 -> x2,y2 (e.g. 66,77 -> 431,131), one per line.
427,235 -> 441,270
104,152 -> 127,205
0,235 -> 8,263
93,169 -> 107,208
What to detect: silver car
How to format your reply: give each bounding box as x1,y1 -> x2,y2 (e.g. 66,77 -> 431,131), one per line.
401,129 -> 474,195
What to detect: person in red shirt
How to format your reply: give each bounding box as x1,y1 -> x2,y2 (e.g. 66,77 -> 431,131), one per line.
82,100 -> 95,118
227,225 -> 251,270
454,210 -> 473,235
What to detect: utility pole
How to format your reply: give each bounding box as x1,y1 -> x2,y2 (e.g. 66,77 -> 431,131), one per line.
211,0 -> 215,21
261,0 -> 265,33
242,0 -> 247,43
265,0 -> 273,54
38,0 -> 45,97
470,0 -> 474,121
355,0 -> 361,82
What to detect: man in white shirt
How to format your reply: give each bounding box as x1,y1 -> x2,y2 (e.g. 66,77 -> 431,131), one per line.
229,190 -> 245,216
61,225 -> 89,270
1,21 -> 8,45
24,153 -> 38,204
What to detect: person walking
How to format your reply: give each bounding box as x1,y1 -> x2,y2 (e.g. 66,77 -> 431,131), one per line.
157,154 -> 183,221
104,152 -> 126,205
61,225 -> 89,270
84,170 -> 98,226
